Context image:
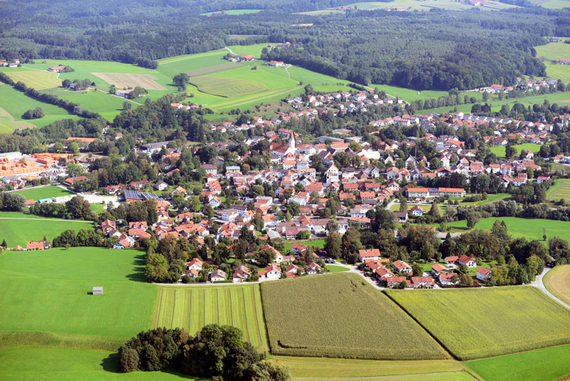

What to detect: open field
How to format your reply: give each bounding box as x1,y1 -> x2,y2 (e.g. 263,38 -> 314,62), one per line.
543,61 -> 570,83
157,49 -> 229,79
92,73 -> 166,90
0,247 -> 156,339
226,43 -> 269,57
151,285 -> 269,352
261,273 -> 449,360
465,344 -> 570,381
488,143 -> 541,157
283,238 -> 325,253
544,265 -> 570,306
201,9 -> 261,15
547,178 -> 570,201
387,287 -> 570,360
325,265 -> 350,273
12,186 -> 74,200
190,75 -> 268,98
535,40 -> 570,61
4,69 -> 61,89
185,62 -> 238,77
0,211 -> 93,247
447,217 -> 570,241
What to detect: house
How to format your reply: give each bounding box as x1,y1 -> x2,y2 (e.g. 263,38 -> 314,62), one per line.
155,181 -> 169,191
393,260 -> 412,274
232,265 -> 251,282
439,272 -> 458,286
431,264 -> 448,276
307,262 -> 321,275
101,219 -> 116,235
258,264 -> 281,280
477,267 -> 492,282
187,258 -> 203,271
48,65 -> 66,73
210,269 -> 226,282
393,212 -> 408,223
458,254 -> 477,268
358,248 -> 381,262
26,240 -> 51,250
410,276 -> 435,289
445,256 -> 458,266
386,276 -> 407,288
410,205 -> 424,217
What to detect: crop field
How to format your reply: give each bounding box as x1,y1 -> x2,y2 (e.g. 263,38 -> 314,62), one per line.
387,287 -> 570,360
151,285 -> 268,352
465,344 -> 570,381
544,265 -> 570,306
0,247 -> 156,339
261,273 -> 449,360
546,178 -> 570,201
190,75 -> 268,98
91,73 -> 166,90
185,62 -> 238,76
157,49 -> 229,79
543,62 -> 570,83
488,142 -> 541,157
12,186 -> 74,200
447,217 -> 570,241
0,211 -> 93,247
4,69 -> 61,90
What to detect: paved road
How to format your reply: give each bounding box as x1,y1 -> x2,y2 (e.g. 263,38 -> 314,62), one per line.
531,267 -> 570,311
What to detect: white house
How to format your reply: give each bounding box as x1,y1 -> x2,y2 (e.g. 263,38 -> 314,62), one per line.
476,267 -> 492,282
210,269 -> 226,282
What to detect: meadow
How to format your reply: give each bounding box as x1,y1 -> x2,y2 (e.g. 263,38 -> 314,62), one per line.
465,344 -> 570,381
283,238 -> 325,253
201,9 -> 261,16
325,264 -> 349,273
0,247 -> 156,339
151,285 -> 269,352
3,68 -> 61,89
447,217 -> 570,241
543,61 -> 570,83
535,40 -> 570,61
12,186 -> 74,200
190,75 -> 268,98
0,211 -> 93,247
261,273 -> 449,360
488,143 -> 541,157
546,178 -> 570,201
544,265 -> 570,306
386,287 -> 570,360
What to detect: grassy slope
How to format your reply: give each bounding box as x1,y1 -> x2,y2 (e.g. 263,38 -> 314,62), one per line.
0,247 -> 156,339
546,178 -> 570,201
465,344 -> 570,381
544,265 -> 570,306
447,217 -> 570,241
387,287 -> 570,360
12,186 -> 74,200
261,273 -> 449,360
4,69 -> 61,89
0,211 -> 93,247
488,143 -> 541,157
535,40 -> 570,61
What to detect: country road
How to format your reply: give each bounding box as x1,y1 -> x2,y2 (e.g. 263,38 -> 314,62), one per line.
532,267 -> 570,311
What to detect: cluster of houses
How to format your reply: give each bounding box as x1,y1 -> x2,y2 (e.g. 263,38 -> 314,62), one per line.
0,58 -> 20,68
478,77 -> 559,94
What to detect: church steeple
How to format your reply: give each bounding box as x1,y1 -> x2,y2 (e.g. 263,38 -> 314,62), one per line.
289,131 -> 296,153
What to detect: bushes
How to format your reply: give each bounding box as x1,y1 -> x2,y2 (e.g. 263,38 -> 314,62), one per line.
22,107 -> 44,119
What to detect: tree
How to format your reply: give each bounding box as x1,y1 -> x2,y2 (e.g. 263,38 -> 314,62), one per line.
429,201 -> 441,221
68,141 -> 80,154
123,101 -> 132,111
255,249 -> 276,267
412,263 -> 423,277
309,191 -> 321,205
341,229 -> 362,263
66,162 -> 85,177
505,143 -> 517,159
325,219 -> 339,233
324,232 -> 342,259
399,198 -> 408,213
173,73 -> 190,91
145,253 -> 169,282
466,211 -> 480,229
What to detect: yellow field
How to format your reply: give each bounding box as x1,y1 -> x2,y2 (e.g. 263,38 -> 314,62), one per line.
5,70 -> 61,89
91,72 -> 166,90
189,75 -> 268,98
544,266 -> 570,306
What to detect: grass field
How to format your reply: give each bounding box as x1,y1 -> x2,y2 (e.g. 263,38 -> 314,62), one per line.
447,217 -> 570,241
465,344 -> 570,381
0,247 -> 156,339
488,143 -> 541,157
283,238 -> 325,253
4,69 -> 61,90
261,273 -> 449,360
151,285 -> 269,352
326,265 -> 350,273
543,61 -> 570,83
0,211 -> 93,247
185,62 -> 238,77
544,265 -> 570,306
546,178 -> 570,201
387,287 -> 570,360
91,73 -> 166,90
535,40 -> 570,61
201,9 -> 261,15
12,186 -> 74,200
190,75 -> 268,98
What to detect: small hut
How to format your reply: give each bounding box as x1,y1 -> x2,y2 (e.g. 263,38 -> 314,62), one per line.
93,287 -> 103,295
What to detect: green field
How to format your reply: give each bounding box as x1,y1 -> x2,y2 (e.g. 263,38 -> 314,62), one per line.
535,40 -> 570,61
191,75 -> 268,98
447,217 -> 570,241
201,9 -> 261,15
489,143 -> 541,157
387,287 -> 570,360
4,69 -> 61,89
12,186 -> 74,201
544,265 -> 570,306
465,344 -> 570,381
151,285 -> 269,352
543,61 -> 570,83
0,247 -> 156,339
261,273 -> 449,360
546,178 -> 570,201
0,211 -> 93,247
325,264 -> 350,273
283,238 -> 325,253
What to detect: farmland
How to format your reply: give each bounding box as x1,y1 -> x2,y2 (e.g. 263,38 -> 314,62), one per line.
543,61 -> 570,83
261,273 -> 449,360
0,247 -> 156,339
544,265 -> 570,306
91,73 -> 166,90
151,285 -> 269,352
488,143 -> 541,157
12,186 -> 74,200
0,211 -> 93,247
447,217 -> 570,241
546,178 -> 570,201
201,9 -> 261,16
3,68 -> 61,89
190,75 -> 268,98
535,40 -> 570,61
465,344 -> 570,381
387,287 -> 570,360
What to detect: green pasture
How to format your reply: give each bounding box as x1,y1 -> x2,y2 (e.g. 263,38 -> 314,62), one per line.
447,217 -> 570,241
0,247 -> 156,339
201,9 -> 261,16
191,75 -> 268,98
226,43 -> 269,57
387,287 -> 570,360
373,84 -> 450,102
12,186 -> 74,200
546,178 -> 570,201
3,69 -> 61,89
157,49 -> 229,79
543,61 -> 570,83
488,143 -> 541,157
535,40 -> 570,60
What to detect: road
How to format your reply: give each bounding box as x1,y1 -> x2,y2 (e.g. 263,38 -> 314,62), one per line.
224,47 -> 236,55
531,267 -> 570,311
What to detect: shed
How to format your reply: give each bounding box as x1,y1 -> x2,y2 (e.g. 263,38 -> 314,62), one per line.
93,287 -> 103,295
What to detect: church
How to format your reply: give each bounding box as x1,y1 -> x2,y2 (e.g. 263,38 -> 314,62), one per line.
271,131 -> 297,157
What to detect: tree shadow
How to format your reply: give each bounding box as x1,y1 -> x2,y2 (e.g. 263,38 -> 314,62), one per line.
100,352 -> 201,379
126,253 -> 148,283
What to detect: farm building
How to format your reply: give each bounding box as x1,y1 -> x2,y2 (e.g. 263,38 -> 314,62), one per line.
93,287 -> 103,295
48,65 -> 66,73
26,240 -> 51,250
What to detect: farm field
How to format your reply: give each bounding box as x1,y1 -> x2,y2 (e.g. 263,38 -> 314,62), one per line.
447,217 -> 570,241
12,186 -> 74,200
544,265 -> 570,306
489,143 -> 541,157
0,211 -> 93,247
465,344 -> 570,381
0,247 -> 156,339
387,287 -> 570,360
543,61 -> 570,83
91,73 -> 166,90
535,40 -> 570,61
190,75 -> 268,98
151,285 -> 268,352
261,273 -> 449,360
3,69 -> 61,90
157,49 -> 230,79
546,178 -> 570,201
201,9 -> 261,16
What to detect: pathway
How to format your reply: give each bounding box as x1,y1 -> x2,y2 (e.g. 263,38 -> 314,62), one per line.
96,89 -> 142,105
224,47 -> 236,55
531,267 -> 570,311
285,64 -> 292,79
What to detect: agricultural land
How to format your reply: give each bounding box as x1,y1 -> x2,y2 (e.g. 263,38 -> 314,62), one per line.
261,273 -> 449,360
544,265 -> 570,306
387,287 -> 570,360
446,217 -> 570,240
546,178 -> 570,201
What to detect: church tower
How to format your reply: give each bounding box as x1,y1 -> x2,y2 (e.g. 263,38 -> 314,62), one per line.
289,131 -> 296,153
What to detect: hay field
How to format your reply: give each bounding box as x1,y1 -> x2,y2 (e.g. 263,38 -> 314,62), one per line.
387,287 -> 570,360
544,265 -> 570,306
151,285 -> 268,352
261,273 -> 449,360
185,62 -> 238,76
546,179 -> 570,201
91,73 -> 166,90
5,70 -> 61,89
190,75 -> 268,98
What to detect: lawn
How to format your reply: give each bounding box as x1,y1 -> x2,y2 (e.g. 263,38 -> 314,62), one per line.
283,238 -> 325,253
546,178 -> 570,201
12,186 -> 74,201
151,284 -> 268,352
465,344 -> 570,381
0,247 -> 156,339
0,211 -> 93,247
544,265 -> 570,306
261,273 -> 449,360
90,203 -> 106,213
386,287 -> 570,360
488,143 -> 541,157
325,264 -> 349,273
447,217 -> 570,241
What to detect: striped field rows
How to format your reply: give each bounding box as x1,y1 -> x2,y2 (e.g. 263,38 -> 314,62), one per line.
151,285 -> 268,352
